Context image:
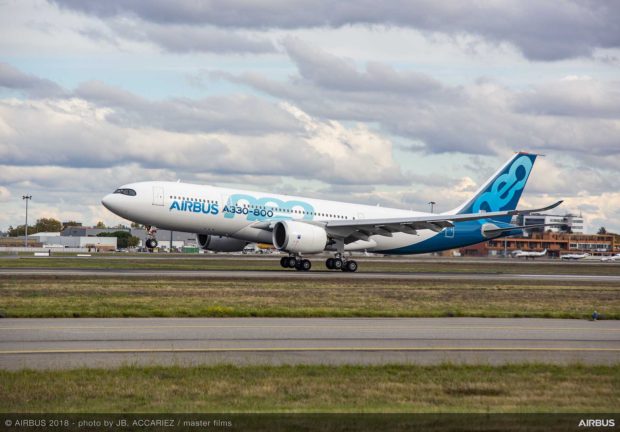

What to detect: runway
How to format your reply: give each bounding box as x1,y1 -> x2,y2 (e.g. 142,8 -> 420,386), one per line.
2,267 -> 620,281
1,317 -> 618,370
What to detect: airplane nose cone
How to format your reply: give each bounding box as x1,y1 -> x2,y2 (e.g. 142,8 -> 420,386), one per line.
101,194 -> 114,211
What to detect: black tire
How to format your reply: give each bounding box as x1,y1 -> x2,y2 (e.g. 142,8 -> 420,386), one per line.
146,239 -> 157,248
295,260 -> 303,271
345,260 -> 358,272
280,257 -> 288,268
301,259 -> 311,271
326,258 -> 334,269
333,258 -> 343,270
287,257 -> 298,268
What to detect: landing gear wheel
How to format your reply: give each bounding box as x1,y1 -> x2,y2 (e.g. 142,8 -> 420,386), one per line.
295,259 -> 312,271
343,260 -> 358,272
286,257 -> 297,268
332,258 -> 343,270
145,238 -> 158,249
280,257 -> 288,268
326,258 -> 334,269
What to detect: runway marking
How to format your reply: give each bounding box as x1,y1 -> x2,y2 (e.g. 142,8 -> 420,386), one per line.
1,347 -> 619,355
1,324 -> 618,333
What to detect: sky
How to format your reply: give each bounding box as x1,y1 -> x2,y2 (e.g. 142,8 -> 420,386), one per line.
1,0 -> 619,233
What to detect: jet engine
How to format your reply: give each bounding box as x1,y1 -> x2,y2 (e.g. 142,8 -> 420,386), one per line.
197,234 -> 248,252
272,221 -> 328,254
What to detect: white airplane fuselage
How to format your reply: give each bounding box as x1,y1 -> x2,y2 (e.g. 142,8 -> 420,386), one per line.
102,181 -> 449,254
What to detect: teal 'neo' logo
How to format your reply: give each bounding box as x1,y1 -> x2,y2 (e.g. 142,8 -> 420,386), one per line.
473,155 -> 533,214
224,194 -> 315,222
170,200 -> 219,215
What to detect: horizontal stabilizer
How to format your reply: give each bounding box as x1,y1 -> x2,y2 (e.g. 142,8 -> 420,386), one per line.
482,222 -> 565,237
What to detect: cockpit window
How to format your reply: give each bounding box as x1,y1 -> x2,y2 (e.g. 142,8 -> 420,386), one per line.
114,188 -> 137,196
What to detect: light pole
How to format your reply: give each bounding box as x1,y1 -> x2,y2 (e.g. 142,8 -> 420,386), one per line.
22,195 -> 32,247
428,201 -> 436,213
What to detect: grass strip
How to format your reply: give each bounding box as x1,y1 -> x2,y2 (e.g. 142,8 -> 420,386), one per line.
1,276 -> 618,319
0,363 -> 618,413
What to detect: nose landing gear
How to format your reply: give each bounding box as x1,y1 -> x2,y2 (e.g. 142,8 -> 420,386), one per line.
145,226 -> 158,250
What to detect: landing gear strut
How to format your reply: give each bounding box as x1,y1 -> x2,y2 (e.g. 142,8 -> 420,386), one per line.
280,255 -> 311,271
325,253 -> 358,272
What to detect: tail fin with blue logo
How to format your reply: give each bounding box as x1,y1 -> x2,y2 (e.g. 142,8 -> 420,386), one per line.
450,152 -> 538,222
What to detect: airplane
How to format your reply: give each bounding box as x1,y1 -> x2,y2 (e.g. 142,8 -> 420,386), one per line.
512,249 -> 547,259
600,254 -> 620,262
101,152 -> 563,272
560,253 -> 591,260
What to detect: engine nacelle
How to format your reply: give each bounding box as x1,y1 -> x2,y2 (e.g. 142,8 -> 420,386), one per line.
197,234 -> 248,252
272,221 -> 328,254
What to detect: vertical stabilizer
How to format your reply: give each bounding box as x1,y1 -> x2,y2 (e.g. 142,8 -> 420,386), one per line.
450,152 -> 538,222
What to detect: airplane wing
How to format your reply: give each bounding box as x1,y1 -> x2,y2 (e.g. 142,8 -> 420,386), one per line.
252,200 -> 563,243
322,200 -> 563,242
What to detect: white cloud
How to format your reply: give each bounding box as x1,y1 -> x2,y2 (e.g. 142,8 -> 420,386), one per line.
0,186 -> 11,202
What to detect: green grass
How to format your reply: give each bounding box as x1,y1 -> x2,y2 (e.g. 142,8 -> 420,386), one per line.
1,364 -> 617,413
2,256 -> 620,275
1,276 -> 618,319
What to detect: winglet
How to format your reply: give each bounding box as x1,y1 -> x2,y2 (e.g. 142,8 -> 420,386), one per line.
508,200 -> 563,216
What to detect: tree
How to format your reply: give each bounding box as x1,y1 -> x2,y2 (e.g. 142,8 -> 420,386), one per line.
598,227 -> 607,235
127,236 -> 140,248
8,218 -> 62,236
95,221 -> 106,228
34,218 -> 62,233
130,222 -> 143,229
97,231 -> 139,249
8,225 -> 26,237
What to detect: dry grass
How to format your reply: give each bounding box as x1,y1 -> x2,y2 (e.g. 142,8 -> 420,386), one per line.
0,364 -> 618,413
0,276 -> 618,319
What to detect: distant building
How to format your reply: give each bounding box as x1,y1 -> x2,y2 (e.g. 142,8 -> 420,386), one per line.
516,213 -> 585,234
130,229 -> 197,249
61,226 -> 130,237
31,232 -> 116,251
62,221 -> 82,229
461,232 -> 617,258
60,226 -> 197,250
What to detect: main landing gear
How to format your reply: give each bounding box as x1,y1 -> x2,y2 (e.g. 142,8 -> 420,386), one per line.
325,255 -> 358,272
279,254 -> 358,272
280,256 -> 312,271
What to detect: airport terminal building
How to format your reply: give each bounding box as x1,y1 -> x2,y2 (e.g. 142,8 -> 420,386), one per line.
461,231 -> 618,258
516,213 -> 585,234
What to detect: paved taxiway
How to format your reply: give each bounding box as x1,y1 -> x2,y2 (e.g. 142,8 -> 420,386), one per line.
2,268 -> 620,282
1,318 -> 618,370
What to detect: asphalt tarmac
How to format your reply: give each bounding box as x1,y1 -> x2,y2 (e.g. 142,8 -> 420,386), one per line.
2,267 -> 620,281
1,317 -> 618,370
